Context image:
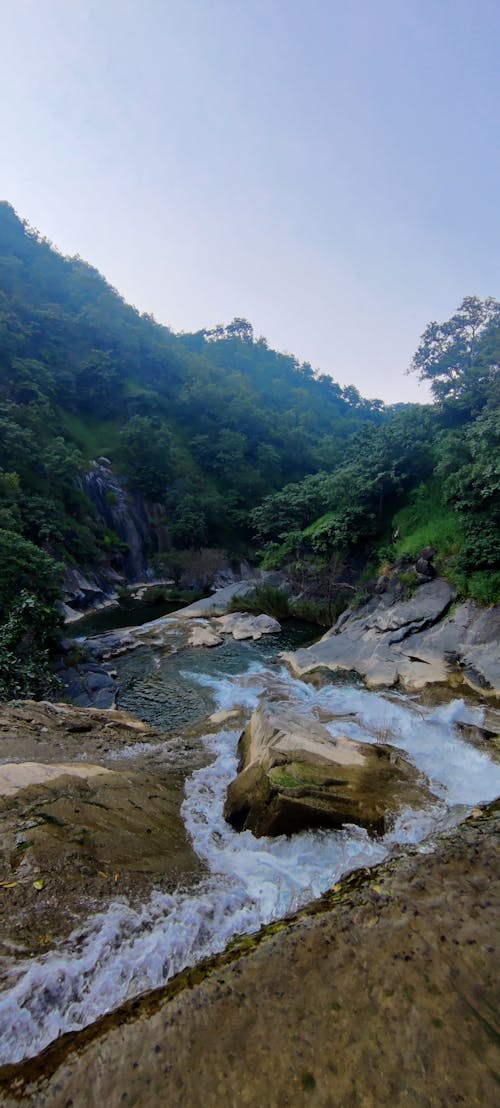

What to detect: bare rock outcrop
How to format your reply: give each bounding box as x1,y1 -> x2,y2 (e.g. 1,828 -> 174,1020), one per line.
284,579 -> 500,697
0,701 -> 204,957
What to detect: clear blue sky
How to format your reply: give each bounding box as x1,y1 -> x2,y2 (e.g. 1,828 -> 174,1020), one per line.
1,0 -> 498,402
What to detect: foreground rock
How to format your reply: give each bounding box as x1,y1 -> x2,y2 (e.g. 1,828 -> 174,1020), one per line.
0,702 -> 204,961
284,579 -> 500,696
224,703 -> 431,836
2,807 -> 497,1107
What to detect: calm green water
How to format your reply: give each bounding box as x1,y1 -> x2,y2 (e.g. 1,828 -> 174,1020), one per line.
67,595 -> 191,638
113,619 -> 319,731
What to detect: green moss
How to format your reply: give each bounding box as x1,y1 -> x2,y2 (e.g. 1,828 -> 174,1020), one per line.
268,768 -> 307,789
301,1071 -> 316,1091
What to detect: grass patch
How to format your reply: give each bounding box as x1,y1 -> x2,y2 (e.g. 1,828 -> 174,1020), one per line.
289,597 -> 332,626
393,482 -> 463,560
59,412 -> 123,463
449,569 -> 500,605
228,585 -> 291,620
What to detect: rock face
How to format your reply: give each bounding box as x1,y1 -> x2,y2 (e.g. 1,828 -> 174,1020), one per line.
0,701 -> 204,958
284,579 -> 500,696
224,703 -> 430,837
80,462 -> 169,583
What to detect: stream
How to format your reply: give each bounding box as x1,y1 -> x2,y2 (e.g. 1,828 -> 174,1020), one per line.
1,620 -> 499,1065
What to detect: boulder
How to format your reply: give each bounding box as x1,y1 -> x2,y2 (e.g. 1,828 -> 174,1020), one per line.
224,703 -> 430,837
415,546 -> 436,579
214,612 -> 281,640
187,623 -> 223,648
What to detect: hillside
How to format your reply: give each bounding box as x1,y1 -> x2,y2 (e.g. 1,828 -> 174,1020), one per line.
252,295 -> 500,611
0,201 -> 384,564
0,201 -> 498,699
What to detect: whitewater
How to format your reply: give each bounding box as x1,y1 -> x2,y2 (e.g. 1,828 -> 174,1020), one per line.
0,659 -> 499,1065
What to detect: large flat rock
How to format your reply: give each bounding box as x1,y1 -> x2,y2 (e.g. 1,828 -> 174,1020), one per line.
0,701 -> 204,961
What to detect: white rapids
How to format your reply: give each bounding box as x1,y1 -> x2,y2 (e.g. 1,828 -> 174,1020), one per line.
0,662 -> 499,1065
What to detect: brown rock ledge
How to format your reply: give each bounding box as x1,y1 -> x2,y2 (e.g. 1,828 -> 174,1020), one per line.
1,807 -> 498,1107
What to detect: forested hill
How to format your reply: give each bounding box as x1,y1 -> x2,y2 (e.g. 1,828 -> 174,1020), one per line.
0,199 -> 498,700
0,200 -> 385,562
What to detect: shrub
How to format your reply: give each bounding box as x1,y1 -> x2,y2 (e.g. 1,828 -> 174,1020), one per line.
0,591 -> 63,700
289,597 -> 332,626
450,569 -> 500,605
0,531 -> 63,700
228,585 -> 291,620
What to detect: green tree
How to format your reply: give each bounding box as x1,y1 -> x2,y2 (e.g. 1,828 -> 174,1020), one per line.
410,296 -> 500,413
119,416 -> 171,500
0,530 -> 63,700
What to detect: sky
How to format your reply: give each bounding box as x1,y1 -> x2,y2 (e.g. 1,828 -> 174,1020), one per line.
1,0 -> 499,403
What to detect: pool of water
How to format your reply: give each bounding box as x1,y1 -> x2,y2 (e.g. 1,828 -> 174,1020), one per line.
66,595 -> 193,638
113,619 -> 320,730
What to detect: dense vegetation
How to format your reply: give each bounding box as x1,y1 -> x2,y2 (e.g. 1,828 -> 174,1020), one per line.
0,201 -> 384,566
0,200 -> 498,697
255,296 -> 500,606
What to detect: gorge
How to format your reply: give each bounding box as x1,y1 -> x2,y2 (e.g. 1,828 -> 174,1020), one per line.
0,205 -> 499,1103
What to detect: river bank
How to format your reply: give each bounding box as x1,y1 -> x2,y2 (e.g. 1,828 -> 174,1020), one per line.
1,803 -> 498,1106
1,582 -> 499,1099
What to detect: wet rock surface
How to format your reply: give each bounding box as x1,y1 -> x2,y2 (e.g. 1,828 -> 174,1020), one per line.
0,702 -> 205,961
1,807 -> 498,1107
55,647 -> 118,709
224,702 -> 432,836
284,579 -> 500,696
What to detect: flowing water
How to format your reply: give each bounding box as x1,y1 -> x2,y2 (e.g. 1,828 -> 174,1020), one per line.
1,624 -> 499,1065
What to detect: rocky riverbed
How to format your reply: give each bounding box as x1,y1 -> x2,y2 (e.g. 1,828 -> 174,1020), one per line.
0,804 -> 498,1106
0,580 -> 499,1102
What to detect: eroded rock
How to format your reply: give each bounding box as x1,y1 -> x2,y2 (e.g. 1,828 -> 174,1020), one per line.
0,701 -> 204,961
6,810 -> 496,1108
214,612 -> 281,640
284,581 -> 500,697
224,703 -> 431,837
187,623 -> 223,648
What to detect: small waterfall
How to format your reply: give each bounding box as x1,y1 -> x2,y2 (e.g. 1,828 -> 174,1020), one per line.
0,651 -> 499,1065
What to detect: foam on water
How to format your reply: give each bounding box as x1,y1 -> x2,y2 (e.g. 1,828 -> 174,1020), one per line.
0,662 -> 498,1065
